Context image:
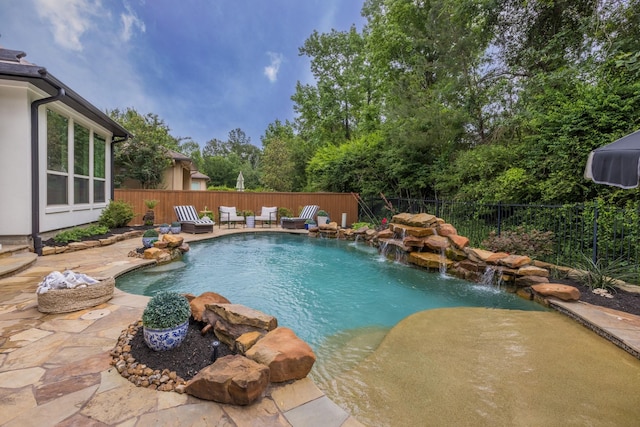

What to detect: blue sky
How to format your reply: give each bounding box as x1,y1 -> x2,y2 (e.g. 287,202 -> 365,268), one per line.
0,0 -> 365,147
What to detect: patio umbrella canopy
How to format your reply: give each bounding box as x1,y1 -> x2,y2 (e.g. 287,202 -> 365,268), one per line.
585,129 -> 640,189
235,171 -> 244,192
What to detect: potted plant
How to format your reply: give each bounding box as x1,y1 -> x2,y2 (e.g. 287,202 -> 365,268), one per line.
200,205 -> 213,220
142,229 -> 159,248
159,223 -> 170,234
142,291 -> 191,351
304,219 -> 316,230
142,199 -> 159,226
317,210 -> 330,226
243,210 -> 255,228
170,221 -> 181,234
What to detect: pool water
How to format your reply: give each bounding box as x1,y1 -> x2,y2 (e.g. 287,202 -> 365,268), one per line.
116,233 -> 544,349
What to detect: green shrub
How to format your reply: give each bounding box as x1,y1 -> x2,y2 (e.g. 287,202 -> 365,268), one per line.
142,292 -> 191,329
143,229 -> 159,238
144,199 -> 159,209
53,224 -> 109,244
278,207 -> 293,218
481,226 -> 554,259
351,222 -> 372,230
206,185 -> 235,191
98,200 -> 135,228
171,221 -> 181,227
572,253 -> 636,291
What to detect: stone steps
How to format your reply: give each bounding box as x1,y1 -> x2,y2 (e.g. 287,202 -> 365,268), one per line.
0,247 -> 38,279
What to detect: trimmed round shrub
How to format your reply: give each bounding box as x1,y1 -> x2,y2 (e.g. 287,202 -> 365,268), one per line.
142,291 -> 191,329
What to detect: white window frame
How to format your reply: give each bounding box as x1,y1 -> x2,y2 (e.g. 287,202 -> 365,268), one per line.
44,105 -> 112,214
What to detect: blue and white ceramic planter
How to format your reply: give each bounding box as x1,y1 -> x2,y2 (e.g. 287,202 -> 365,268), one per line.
159,225 -> 170,234
170,225 -> 181,234
143,320 -> 189,351
142,237 -> 158,248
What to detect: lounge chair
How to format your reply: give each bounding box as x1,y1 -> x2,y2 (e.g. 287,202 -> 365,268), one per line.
219,206 -> 245,228
255,206 -> 278,228
174,205 -> 214,234
281,205 -> 319,229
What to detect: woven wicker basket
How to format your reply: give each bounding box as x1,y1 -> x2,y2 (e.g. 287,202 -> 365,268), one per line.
37,277 -> 115,314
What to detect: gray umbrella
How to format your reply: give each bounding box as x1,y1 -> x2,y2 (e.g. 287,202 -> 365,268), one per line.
585,129 -> 640,189
235,171 -> 245,192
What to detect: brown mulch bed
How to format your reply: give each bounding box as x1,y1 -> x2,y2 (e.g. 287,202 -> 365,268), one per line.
42,225 -> 153,248
552,277 -> 640,316
128,319 -> 234,381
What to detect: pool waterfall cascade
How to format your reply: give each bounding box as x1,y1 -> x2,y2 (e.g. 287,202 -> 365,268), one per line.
330,212 -> 553,298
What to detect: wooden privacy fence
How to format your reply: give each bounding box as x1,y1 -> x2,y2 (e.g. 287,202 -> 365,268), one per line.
115,190 -> 360,226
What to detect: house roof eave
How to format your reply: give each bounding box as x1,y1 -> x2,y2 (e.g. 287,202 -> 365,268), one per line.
0,51 -> 132,140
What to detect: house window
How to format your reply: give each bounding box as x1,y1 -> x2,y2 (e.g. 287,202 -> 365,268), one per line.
46,108 -> 110,207
46,109 -> 68,205
74,123 -> 90,204
94,134 -> 106,203
191,181 -> 201,190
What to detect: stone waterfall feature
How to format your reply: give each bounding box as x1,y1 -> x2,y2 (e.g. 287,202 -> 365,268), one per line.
309,212 -> 581,303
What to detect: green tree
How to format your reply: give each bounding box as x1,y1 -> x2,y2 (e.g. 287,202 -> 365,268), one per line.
178,138 -> 203,171
307,132 -> 387,197
108,108 -> 178,189
202,155 -> 237,188
293,26 -> 381,147
260,120 -> 298,191
201,128 -> 262,190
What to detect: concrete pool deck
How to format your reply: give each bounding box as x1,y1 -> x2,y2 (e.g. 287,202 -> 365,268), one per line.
1,227 -> 639,426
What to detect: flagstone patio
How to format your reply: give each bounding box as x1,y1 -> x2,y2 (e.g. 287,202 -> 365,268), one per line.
0,228 -> 363,427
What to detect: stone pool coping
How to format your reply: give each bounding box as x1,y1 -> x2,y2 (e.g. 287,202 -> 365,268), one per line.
1,226 -> 639,425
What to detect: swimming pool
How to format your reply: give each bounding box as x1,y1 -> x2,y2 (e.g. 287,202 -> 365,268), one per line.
116,233 -> 544,349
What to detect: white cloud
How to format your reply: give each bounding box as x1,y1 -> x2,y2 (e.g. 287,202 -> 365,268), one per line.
120,3 -> 145,42
263,51 -> 283,83
35,0 -> 103,51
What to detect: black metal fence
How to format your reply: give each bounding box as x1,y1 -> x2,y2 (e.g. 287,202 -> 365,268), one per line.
361,197 -> 640,277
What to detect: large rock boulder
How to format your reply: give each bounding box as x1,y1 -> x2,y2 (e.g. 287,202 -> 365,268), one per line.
515,275 -> 549,287
499,254 -> 532,268
406,213 -> 439,228
190,292 -> 231,322
531,284 -> 581,301
376,229 -> 394,239
236,331 -> 263,354
424,235 -> 450,251
409,252 -> 453,270
517,266 -> 549,277
448,234 -> 469,250
207,304 -> 277,330
245,327 -> 316,383
390,223 -> 435,237
464,248 -> 510,264
437,223 -> 457,237
184,355 -> 269,405
202,303 -> 277,349
162,234 -> 184,248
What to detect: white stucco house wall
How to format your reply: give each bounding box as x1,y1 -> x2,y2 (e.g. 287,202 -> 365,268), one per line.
0,47 -> 131,254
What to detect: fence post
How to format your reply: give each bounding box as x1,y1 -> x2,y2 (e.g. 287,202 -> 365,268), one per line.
497,201 -> 502,236
592,202 -> 599,264
435,199 -> 440,218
